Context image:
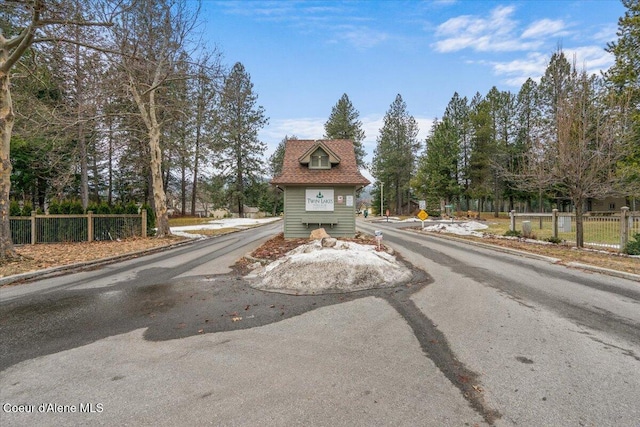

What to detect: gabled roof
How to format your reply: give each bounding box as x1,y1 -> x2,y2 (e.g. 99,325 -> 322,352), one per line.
271,139 -> 370,187
298,141 -> 341,165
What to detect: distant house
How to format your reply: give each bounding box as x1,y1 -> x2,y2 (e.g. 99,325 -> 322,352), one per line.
271,139 -> 370,238
229,205 -> 265,219
586,196 -> 632,213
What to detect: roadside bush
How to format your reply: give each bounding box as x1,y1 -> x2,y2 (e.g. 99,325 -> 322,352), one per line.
21,201 -> 34,216
86,202 -> 99,214
63,200 -> 84,214
10,200 -> 22,216
98,202 -> 113,214
504,229 -> 522,237
625,233 -> 640,255
48,199 -> 61,214
141,203 -> 155,236
125,201 -> 139,214
112,203 -> 125,214
545,236 -> 563,244
48,199 -> 83,214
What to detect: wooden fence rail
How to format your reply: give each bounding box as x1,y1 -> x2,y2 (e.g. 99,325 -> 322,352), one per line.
9,211 -> 147,245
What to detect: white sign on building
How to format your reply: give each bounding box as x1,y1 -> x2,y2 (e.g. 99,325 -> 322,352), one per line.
305,189 -> 334,211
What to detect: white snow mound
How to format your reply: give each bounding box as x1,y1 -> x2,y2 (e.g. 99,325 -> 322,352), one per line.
249,240 -> 413,295
422,220 -> 488,237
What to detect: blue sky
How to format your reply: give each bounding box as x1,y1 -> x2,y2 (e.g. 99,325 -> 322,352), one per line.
200,0 -> 624,169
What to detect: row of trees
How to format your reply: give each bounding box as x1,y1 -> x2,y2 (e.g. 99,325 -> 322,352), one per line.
2,0 -> 270,259
367,1 -> 638,247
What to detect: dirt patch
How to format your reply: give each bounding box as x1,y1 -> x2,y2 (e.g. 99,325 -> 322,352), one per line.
248,232 -> 386,262
1,237 -> 186,278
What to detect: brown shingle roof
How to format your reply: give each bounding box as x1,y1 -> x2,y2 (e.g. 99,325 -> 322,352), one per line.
271,139 -> 370,186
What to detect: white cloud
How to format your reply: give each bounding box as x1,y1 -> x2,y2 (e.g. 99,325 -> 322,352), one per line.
487,46 -> 614,88
591,23 -> 617,44
434,5 -> 533,52
338,26 -> 389,49
563,46 -> 614,74
433,6 -> 575,53
259,117 -> 326,155
491,52 -> 550,78
521,19 -> 568,39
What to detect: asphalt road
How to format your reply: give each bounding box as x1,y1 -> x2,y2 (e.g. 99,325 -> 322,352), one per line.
1,219 -> 638,426
358,220 -> 640,426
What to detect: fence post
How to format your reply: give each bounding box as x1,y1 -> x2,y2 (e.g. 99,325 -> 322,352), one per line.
620,206 -> 630,253
87,211 -> 94,243
510,210 -> 516,232
552,209 -> 558,239
141,209 -> 147,238
31,210 -> 37,245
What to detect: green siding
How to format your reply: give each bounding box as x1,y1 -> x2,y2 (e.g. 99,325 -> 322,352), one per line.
283,186 -> 357,238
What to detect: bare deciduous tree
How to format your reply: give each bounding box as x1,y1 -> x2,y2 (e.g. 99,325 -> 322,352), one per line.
0,0 -> 112,259
516,54 -> 627,247
111,0 -> 200,237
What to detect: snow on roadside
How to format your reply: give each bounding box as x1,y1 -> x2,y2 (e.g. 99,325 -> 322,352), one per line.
170,217 -> 281,239
421,220 -> 488,237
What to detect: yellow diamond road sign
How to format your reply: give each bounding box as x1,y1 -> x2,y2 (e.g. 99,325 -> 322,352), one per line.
417,210 -> 428,221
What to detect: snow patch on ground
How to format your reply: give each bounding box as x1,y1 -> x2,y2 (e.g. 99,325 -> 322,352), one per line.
248,239 -> 413,295
170,217 -> 281,239
421,220 -> 489,237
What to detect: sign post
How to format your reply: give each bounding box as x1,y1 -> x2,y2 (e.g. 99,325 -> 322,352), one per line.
417,209 -> 429,228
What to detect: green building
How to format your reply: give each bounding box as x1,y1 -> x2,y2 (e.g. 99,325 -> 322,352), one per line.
271,139 -> 370,238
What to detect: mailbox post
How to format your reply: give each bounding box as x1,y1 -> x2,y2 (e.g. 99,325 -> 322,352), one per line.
375,230 -> 383,251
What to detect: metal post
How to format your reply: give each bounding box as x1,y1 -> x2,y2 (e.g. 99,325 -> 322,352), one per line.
31,210 -> 36,245
141,209 -> 147,238
620,206 -> 630,253
87,211 -> 93,242
552,209 -> 558,239
510,210 -> 515,232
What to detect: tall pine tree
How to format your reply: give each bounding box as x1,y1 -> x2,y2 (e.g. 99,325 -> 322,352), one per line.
324,93 -> 366,169
605,0 -> 640,201
214,62 -> 268,217
413,118 -> 460,212
371,94 -> 420,215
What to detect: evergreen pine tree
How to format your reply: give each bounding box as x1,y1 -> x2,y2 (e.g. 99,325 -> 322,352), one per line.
324,93 -> 366,169
215,62 -> 269,217
371,94 -> 420,215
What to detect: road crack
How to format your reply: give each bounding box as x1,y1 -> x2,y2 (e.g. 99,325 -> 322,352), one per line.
384,291 -> 502,426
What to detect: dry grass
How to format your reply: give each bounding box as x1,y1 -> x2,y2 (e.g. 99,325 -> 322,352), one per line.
447,233 -> 640,276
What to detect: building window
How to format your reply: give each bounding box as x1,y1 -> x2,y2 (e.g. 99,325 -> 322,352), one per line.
609,203 -> 615,210
310,149 -> 330,169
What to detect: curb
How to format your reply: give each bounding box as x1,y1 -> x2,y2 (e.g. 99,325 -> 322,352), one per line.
565,262 -> 640,282
409,229 -> 561,263
407,229 -> 639,282
0,237 -> 200,287
1,221 -> 282,287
